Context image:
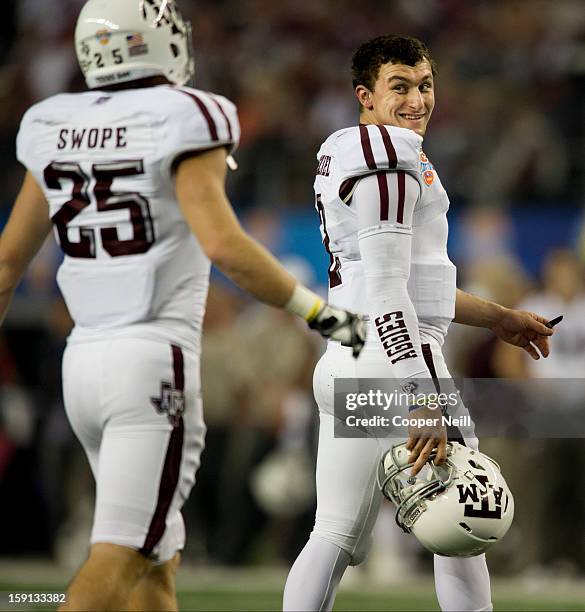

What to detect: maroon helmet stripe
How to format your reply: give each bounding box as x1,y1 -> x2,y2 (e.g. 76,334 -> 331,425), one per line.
359,125 -> 376,170
376,125 -> 397,168
210,95 -> 233,141
377,172 -> 389,221
397,171 -> 405,224
140,344 -> 185,556
177,89 -> 219,141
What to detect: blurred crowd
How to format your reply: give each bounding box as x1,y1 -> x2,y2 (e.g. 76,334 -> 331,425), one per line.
1,0 -> 585,210
1,0 -> 585,582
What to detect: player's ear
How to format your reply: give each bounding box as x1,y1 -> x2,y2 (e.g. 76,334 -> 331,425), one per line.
355,85 -> 373,111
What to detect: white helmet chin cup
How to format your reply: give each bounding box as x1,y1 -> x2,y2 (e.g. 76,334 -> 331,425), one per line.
379,442 -> 514,557
75,0 -> 195,89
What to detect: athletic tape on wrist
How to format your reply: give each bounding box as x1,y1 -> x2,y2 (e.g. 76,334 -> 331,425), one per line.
284,284 -> 324,321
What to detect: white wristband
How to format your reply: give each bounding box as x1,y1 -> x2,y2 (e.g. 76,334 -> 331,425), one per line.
284,284 -> 324,321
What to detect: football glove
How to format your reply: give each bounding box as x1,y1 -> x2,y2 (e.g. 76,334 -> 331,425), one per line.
308,304 -> 367,358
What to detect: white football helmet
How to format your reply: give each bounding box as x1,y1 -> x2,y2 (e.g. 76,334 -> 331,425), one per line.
75,0 -> 194,89
378,442 -> 514,557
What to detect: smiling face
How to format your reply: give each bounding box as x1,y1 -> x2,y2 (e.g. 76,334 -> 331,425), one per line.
355,59 -> 435,136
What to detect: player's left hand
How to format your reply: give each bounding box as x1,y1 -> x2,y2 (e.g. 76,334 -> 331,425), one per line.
406,405 -> 447,476
490,309 -> 553,360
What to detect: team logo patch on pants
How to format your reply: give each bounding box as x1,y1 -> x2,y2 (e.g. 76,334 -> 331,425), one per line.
151,382 -> 185,426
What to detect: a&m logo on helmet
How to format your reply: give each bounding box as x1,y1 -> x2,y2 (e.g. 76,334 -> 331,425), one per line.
419,151 -> 435,186
95,29 -> 112,45
456,474 -> 506,519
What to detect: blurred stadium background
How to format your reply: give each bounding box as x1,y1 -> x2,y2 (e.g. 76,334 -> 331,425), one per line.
1,0 -> 585,610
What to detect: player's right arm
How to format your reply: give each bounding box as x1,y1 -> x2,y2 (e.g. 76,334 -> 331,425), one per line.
176,148 -> 295,306
455,288 -> 552,359
353,171 -> 446,473
0,171 -> 52,326
176,147 -> 366,355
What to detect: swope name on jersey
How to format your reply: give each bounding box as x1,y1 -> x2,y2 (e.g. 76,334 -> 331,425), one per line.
57,126 -> 128,151
375,311 -> 418,364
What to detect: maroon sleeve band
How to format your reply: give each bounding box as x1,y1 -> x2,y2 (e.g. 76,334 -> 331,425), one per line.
176,89 -> 219,141
376,125 -> 397,169
397,171 -> 405,224
376,171 -> 389,221
359,124 -> 377,170
209,94 -> 234,141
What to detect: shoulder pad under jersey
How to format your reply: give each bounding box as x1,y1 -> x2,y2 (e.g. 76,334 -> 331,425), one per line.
168,86 -> 241,152
160,87 -> 241,177
16,95 -> 66,167
333,125 -> 422,182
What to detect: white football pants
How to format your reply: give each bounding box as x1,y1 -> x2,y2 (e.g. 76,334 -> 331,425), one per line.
63,337 -> 206,563
283,334 -> 492,611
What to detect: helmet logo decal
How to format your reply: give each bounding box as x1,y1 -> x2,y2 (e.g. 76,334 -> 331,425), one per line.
456,475 -> 505,519
126,33 -> 149,57
95,29 -> 112,45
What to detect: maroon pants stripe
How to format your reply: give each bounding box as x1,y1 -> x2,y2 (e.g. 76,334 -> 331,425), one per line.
140,344 -> 185,556
396,171 -> 405,224
421,343 -> 438,383
376,125 -> 397,169
421,343 -> 466,446
359,124 -> 377,170
171,345 -> 184,392
176,89 -> 219,141
376,171 -> 389,221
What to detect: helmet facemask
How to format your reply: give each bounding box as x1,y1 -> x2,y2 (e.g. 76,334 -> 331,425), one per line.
378,444 -> 454,532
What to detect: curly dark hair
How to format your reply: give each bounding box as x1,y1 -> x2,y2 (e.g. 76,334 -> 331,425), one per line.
351,35 -> 437,92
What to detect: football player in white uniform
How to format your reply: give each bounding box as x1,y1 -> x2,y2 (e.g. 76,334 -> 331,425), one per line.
283,35 -> 555,612
0,2 -> 366,610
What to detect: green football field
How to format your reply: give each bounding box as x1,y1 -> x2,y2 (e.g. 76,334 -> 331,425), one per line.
0,562 -> 584,611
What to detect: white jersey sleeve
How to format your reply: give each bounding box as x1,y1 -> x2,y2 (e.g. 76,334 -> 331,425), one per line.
334,124 -> 422,187
161,87 -> 241,178
16,109 -> 36,169
354,171 -> 432,383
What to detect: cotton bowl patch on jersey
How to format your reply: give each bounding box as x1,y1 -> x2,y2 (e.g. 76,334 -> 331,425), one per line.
420,151 -> 434,186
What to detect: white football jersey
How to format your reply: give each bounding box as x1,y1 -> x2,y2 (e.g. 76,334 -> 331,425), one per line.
314,124 -> 457,342
17,85 -> 240,351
